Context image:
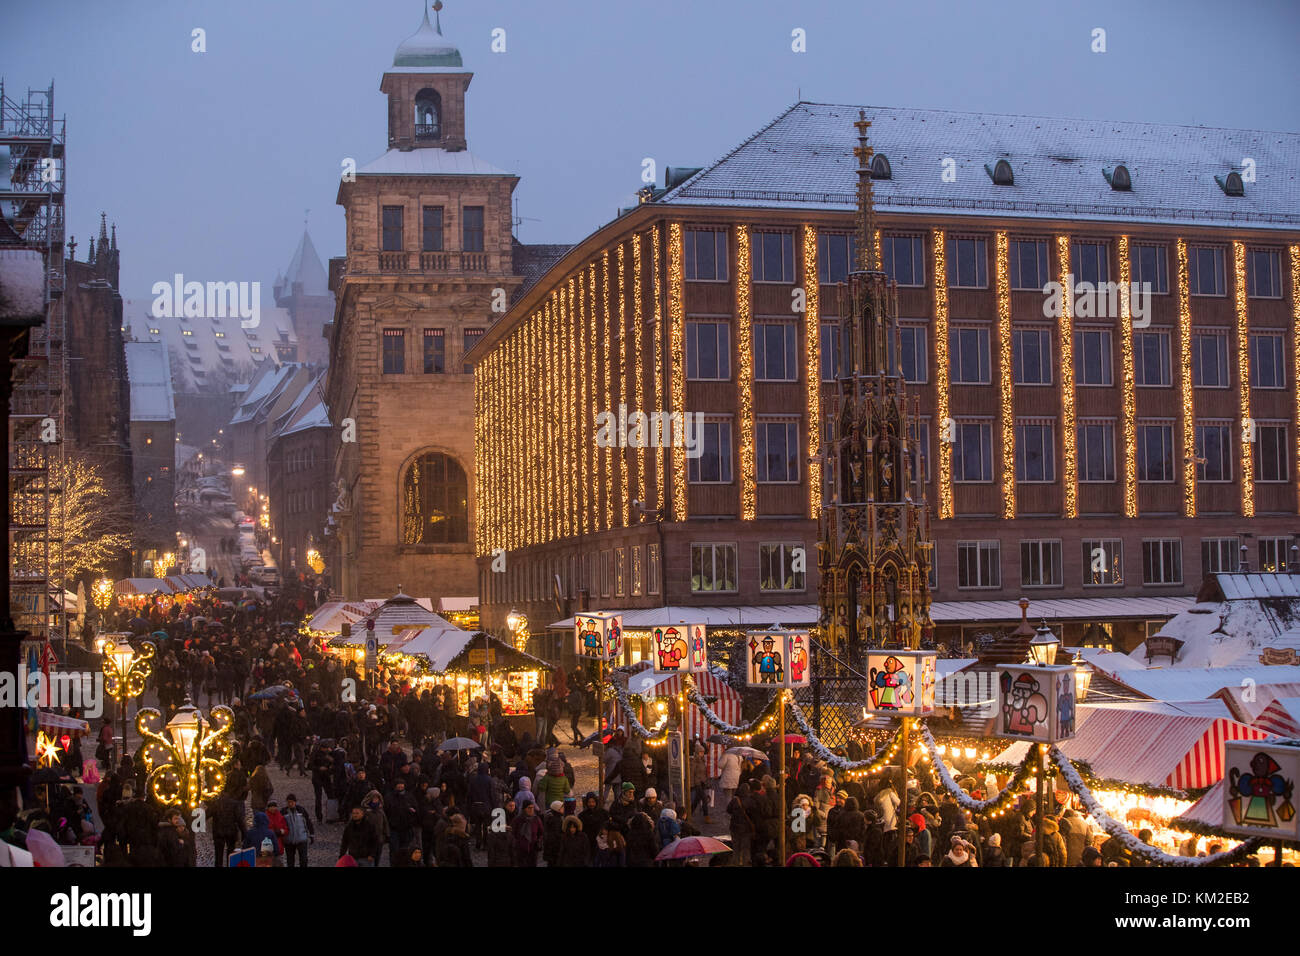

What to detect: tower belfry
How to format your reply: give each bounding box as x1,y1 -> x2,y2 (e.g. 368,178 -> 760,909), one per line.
817,111 -> 934,660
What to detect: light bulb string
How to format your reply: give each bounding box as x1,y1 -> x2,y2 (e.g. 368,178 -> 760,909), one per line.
920,725 -> 1038,813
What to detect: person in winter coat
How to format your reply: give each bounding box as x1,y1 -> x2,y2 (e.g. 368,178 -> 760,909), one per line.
608,782 -> 638,833
557,816 -> 590,866
534,766 -> 571,807
248,762 -> 273,812
362,790 -> 390,865
208,790 -> 246,867
384,780 -> 419,862
594,825 -> 627,867
1039,816 -> 1069,867
874,780 -> 900,832
833,847 -> 863,866
264,801 -> 290,864
242,811 -> 282,865
626,811 -> 659,867
836,796 -> 868,855
339,806 -> 380,866
486,797 -> 516,867
437,814 -> 474,867
158,811 -> 196,867
717,748 -> 742,808
578,791 -> 609,854
655,806 -> 682,848
281,794 -> 314,868
1059,808 -> 1088,866
907,813 -> 932,861
941,836 -> 977,867
467,763 -> 502,850
542,801 -> 566,866
618,742 -> 648,796
726,783 -> 756,866
309,741 -> 336,822
983,832 -> 1008,867
512,800 -> 545,866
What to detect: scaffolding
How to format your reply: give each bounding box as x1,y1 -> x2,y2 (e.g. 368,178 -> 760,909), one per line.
3,80 -> 67,650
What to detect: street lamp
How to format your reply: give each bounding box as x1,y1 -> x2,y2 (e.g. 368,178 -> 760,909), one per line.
1028,620 -> 1060,666
92,577 -> 114,612
102,639 -> 156,759
231,465 -> 246,477
1073,650 -> 1093,702
154,553 -> 174,579
136,697 -> 236,810
506,609 -> 529,652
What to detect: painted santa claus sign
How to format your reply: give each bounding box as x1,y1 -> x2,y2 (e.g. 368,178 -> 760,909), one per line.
995,664 -> 1076,743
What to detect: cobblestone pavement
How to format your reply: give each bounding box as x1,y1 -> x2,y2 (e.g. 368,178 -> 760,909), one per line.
195,717 -> 729,866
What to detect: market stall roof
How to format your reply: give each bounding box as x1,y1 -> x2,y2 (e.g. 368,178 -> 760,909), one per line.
391,626 -> 552,673
549,605 -> 819,629
992,703 -> 1275,790
1253,697 -> 1300,737
436,596 -> 478,613
1211,681 -> 1300,723
164,574 -> 213,593
1173,738 -> 1300,840
36,711 -> 90,738
114,578 -> 171,596
335,592 -> 439,643
306,600 -> 381,635
1101,665 -> 1300,703
1207,572 -> 1300,601
1129,596 -> 1300,668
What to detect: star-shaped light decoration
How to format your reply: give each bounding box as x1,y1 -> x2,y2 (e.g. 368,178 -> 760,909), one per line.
35,731 -> 63,768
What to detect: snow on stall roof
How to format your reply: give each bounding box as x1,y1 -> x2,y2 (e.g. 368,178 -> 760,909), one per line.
1214,573 -> 1300,600
1101,665 -> 1300,703
656,102 -> 1300,230
929,595 -> 1193,623
1130,594 -> 1300,668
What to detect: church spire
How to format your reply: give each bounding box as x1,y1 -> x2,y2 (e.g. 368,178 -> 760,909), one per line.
852,110 -> 879,272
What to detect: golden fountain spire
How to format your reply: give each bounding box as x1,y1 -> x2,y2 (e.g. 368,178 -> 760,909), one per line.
852,109 -> 878,272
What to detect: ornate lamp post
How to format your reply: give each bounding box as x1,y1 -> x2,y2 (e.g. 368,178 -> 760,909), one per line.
153,553 -> 175,579
1026,620 -> 1059,860
136,697 -> 235,810
1028,620 -> 1060,666
506,608 -> 529,653
102,639 -> 156,759
92,577 -> 114,633
1072,650 -> 1093,702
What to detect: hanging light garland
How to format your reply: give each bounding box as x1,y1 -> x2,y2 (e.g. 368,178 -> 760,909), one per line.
920,725 -> 1039,816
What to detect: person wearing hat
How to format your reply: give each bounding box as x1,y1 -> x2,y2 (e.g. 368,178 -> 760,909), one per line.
1081,844 -> 1103,867
638,786 -> 664,820
609,782 -> 638,833
542,800 -> 566,866
578,791 -> 610,854
983,831 -> 1008,867
826,789 -> 849,854
512,800 -> 544,867
941,834 -> 976,867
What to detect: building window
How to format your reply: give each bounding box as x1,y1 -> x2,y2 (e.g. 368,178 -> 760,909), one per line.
1013,328 -> 1052,385
1015,421 -> 1055,483
950,327 -> 990,384
1021,540 -> 1063,588
1258,537 -> 1292,573
1188,246 -> 1225,296
685,229 -> 728,281
423,328 -> 445,374
1194,422 -> 1232,482
1247,249 -> 1281,298
631,546 -> 644,597
819,323 -> 841,381
1071,241 -> 1110,286
687,418 -> 733,483
1078,421 -> 1116,482
1073,329 -> 1113,386
954,421 -> 993,482
422,206 -> 444,252
1254,424 -> 1289,482
647,543 -> 661,595
908,420 -> 931,485
759,542 -> 806,591
601,551 -> 613,597
882,235 -> 925,286
1191,331 -> 1229,387
414,88 -> 441,138
1202,537 -> 1240,574
1133,331 -> 1172,386
957,540 -> 1000,589
691,543 -> 737,593
754,322 -> 797,381
1009,239 -> 1050,290
756,419 -> 800,483
381,206 -> 404,251
945,237 -> 988,288
817,233 -> 857,284
753,231 -> 795,283
899,326 -> 927,383
400,451 -> 468,544
1142,539 -> 1183,585
1249,334 -> 1285,389
686,321 -> 731,380
462,206 -> 485,252
1133,243 -> 1169,294
614,547 -> 626,597
462,328 -> 484,374
1083,539 -> 1123,586
382,328 -> 405,374
1136,423 -> 1176,482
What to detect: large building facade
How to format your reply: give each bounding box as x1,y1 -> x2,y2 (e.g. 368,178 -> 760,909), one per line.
324,7 -> 564,601
471,101 -> 1300,655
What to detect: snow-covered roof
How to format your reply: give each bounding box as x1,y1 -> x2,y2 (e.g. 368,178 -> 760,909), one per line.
437,596 -> 478,613
549,604 -> 819,630
1253,697 -> 1300,737
930,595 -> 1193,624
358,148 -> 510,177
1100,665 -> 1300,703
125,340 -> 175,421
1213,573 -> 1300,600
1131,595 -> 1300,668
657,102 -> 1300,230
281,229 -> 329,297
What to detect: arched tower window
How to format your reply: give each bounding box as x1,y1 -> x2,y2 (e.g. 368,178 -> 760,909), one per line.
401,450 -> 467,544
415,88 -> 441,140
870,153 -> 892,180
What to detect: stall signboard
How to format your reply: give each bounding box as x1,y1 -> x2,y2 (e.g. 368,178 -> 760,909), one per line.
864,650 -> 937,717
574,612 -> 622,662
994,664 -> 1076,743
1222,740 -> 1299,841
652,623 -> 708,673
744,629 -> 810,688
468,648 -> 496,666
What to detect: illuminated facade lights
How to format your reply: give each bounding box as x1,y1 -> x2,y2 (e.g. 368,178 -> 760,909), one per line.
634,235 -> 646,507
932,229 -> 953,519
1233,241 -> 1254,517
1292,246 -> 1300,513
669,223 -> 686,521
802,225 -> 821,519
995,232 -> 1015,519
736,224 -> 756,521
653,225 -> 664,512
1117,236 -> 1138,518
1056,235 -> 1078,519
1176,240 -> 1196,517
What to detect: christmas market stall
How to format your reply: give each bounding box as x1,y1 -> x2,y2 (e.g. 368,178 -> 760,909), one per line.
991,701 -> 1276,855
614,661 -> 744,775
302,599 -> 381,639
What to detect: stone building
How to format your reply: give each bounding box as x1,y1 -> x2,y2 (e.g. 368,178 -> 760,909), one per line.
273,227 -> 334,366
124,340 -> 176,563
266,369 -> 334,579
324,5 -> 565,601
470,101 -> 1300,657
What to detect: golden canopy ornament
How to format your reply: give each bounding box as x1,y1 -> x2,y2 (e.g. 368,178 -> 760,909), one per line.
101,639 -> 156,703
135,699 -> 236,810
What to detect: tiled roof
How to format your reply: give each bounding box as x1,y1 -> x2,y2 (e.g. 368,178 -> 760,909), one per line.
282,229 -> 329,296
358,148 -> 509,177
512,241 -> 572,303
656,102 -> 1300,229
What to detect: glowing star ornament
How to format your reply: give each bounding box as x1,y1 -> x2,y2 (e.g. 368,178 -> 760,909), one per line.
994,664 -> 1076,743
745,628 -> 810,688
35,731 -> 63,768
1222,740 -> 1299,841
864,650 -> 937,716
574,612 -> 622,662
652,623 -> 707,674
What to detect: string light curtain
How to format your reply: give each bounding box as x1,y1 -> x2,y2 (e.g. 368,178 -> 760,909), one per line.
802,224 -> 821,519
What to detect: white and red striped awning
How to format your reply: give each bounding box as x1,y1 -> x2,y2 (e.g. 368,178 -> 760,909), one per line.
994,705 -> 1275,790
1253,698 -> 1300,738
618,663 -> 744,777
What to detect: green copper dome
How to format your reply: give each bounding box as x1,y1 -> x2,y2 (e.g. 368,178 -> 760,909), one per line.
393,2 -> 463,68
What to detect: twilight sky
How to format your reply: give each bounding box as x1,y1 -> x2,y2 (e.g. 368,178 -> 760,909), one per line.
3,0 -> 1297,309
